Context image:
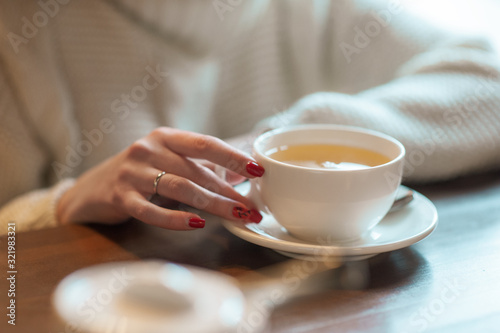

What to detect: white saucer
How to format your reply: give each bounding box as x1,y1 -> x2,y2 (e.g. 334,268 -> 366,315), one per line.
223,182 -> 438,262
53,261 -> 267,333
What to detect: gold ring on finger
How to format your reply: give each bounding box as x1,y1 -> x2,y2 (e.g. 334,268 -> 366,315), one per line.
153,171 -> 166,196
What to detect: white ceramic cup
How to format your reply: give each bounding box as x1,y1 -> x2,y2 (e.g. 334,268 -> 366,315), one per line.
250,124 -> 405,243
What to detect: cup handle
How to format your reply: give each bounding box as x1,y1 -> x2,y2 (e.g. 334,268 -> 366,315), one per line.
247,179 -> 271,215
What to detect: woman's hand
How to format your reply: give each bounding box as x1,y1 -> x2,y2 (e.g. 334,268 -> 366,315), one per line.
56,127 -> 264,230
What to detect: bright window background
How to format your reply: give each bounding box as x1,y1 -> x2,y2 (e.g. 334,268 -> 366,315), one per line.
407,0 -> 500,52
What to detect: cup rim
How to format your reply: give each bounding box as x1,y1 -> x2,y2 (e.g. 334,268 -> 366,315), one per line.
253,124 -> 406,172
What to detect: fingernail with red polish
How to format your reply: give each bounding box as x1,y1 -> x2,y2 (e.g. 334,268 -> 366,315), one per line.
248,209 -> 263,223
189,218 -> 206,229
246,161 -> 265,177
232,206 -> 251,219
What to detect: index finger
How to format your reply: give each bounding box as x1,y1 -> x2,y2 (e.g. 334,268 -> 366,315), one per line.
153,127 -> 265,178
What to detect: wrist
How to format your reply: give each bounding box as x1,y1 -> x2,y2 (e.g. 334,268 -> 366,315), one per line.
53,179 -> 76,225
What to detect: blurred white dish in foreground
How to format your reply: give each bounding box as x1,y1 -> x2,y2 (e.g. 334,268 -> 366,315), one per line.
53,261 -> 266,333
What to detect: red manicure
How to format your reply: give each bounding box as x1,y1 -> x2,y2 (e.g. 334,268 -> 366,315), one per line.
233,206 -> 251,219
248,209 -> 263,223
246,161 -> 265,177
189,218 -> 206,229
232,207 -> 262,223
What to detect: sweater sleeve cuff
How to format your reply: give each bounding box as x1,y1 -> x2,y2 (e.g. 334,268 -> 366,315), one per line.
0,178 -> 76,234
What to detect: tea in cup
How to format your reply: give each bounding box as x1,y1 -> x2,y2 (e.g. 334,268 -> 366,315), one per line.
250,124 -> 405,243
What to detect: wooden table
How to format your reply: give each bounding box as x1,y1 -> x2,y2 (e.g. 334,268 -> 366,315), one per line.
1,172 -> 500,333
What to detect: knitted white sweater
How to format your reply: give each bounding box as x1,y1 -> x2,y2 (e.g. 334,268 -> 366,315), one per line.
1,0 -> 499,233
